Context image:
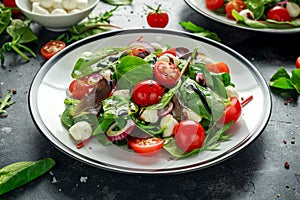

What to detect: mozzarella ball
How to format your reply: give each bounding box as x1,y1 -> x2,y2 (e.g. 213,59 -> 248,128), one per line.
32,2 -> 50,15
77,0 -> 88,10
69,9 -> 81,14
53,0 -> 63,9
40,0 -> 54,9
51,8 -> 68,15
61,0 -> 78,11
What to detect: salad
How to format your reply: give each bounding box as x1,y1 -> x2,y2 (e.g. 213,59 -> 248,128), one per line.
205,0 -> 300,29
61,37 -> 249,159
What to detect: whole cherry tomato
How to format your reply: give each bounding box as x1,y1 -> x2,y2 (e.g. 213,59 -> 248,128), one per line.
40,40 -> 66,59
128,137 -> 164,156
225,0 -> 246,20
296,56 -> 300,69
146,4 -> 169,28
219,97 -> 242,125
153,60 -> 181,88
206,62 -> 230,74
267,6 -> 291,22
131,80 -> 164,107
3,0 -> 22,15
174,120 -> 205,153
205,0 -> 224,11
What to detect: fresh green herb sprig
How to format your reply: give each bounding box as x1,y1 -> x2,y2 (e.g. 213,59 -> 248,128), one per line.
0,5 -> 37,65
56,7 -> 120,45
100,0 -> 132,5
179,21 -> 221,42
0,158 -> 55,195
0,90 -> 15,117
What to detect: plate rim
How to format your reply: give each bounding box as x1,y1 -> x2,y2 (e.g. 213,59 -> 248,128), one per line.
184,0 -> 300,34
28,28 -> 272,174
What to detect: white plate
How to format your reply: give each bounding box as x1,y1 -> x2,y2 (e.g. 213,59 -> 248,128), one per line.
29,29 -> 271,174
184,0 -> 300,34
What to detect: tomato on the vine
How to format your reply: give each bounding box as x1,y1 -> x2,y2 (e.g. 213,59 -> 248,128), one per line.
225,0 -> 246,20
153,61 -> 181,88
69,79 -> 90,99
40,40 -> 66,59
146,4 -> 169,28
296,56 -> 300,69
173,120 -> 205,153
267,6 -> 291,22
131,80 -> 164,107
219,97 -> 242,125
128,137 -> 164,156
206,62 -> 230,74
205,0 -> 224,11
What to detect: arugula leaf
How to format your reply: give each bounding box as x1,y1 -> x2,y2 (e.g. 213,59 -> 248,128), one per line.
0,158 -> 55,195
115,56 -> 153,89
0,90 -> 15,117
100,0 -> 133,5
179,21 -> 221,42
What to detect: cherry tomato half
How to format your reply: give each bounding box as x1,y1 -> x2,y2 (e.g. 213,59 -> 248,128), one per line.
154,61 -> 181,88
206,62 -> 230,74
174,120 -> 205,153
205,0 -> 224,11
225,0 -> 246,20
128,47 -> 149,58
267,6 -> 291,22
40,40 -> 66,59
131,80 -> 164,107
128,137 -> 164,156
296,56 -> 300,69
219,97 -> 242,125
147,12 -> 169,28
69,79 -> 90,99
158,48 -> 177,57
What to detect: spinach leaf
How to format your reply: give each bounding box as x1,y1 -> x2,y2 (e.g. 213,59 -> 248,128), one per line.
179,21 -> 221,42
100,0 -> 133,5
61,104 -> 75,129
178,78 -> 225,122
115,56 -> 153,89
0,158 -> 55,195
0,8 -> 11,35
71,47 -> 124,78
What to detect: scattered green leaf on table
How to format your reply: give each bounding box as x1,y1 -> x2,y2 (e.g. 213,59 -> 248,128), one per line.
179,21 -> 221,42
0,158 -> 56,195
0,90 -> 15,117
269,67 -> 300,97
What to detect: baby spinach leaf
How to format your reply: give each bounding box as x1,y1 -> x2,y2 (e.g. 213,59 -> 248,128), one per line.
0,158 -> 55,195
71,47 -> 124,79
115,56 -> 153,89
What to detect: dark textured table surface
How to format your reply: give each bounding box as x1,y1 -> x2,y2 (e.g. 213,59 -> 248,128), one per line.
1,1 -> 300,199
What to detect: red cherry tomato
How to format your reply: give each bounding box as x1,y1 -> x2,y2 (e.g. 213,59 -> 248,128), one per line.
225,0 -> 246,20
205,0 -> 224,11
296,56 -> 300,69
153,61 -> 181,88
206,62 -> 230,74
128,47 -> 149,58
40,40 -> 66,59
219,97 -> 242,125
3,0 -> 22,15
69,79 -> 90,99
146,4 -> 169,28
128,137 -> 164,156
158,48 -> 177,57
131,80 -> 164,107
267,6 -> 291,22
174,120 -> 205,153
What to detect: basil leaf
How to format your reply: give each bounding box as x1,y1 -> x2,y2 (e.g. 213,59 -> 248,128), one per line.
61,105 -> 75,129
0,158 -> 55,195
6,19 -> 38,44
115,56 -> 153,89
0,8 -> 11,35
291,69 -> 300,94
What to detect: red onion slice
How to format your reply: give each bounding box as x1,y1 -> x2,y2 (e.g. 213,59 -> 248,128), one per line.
106,120 -> 135,141
128,41 -> 156,53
